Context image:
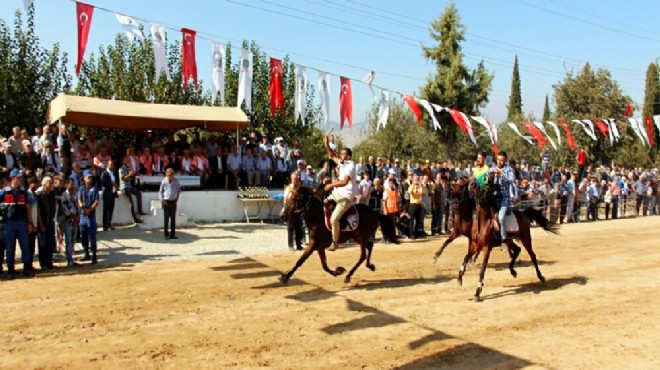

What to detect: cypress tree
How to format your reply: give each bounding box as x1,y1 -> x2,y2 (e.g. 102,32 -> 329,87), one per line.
507,55 -> 523,122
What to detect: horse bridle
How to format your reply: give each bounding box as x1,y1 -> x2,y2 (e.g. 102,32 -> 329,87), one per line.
292,188 -> 313,215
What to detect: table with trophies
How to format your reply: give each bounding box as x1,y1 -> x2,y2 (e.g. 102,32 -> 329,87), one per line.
237,187 -> 282,223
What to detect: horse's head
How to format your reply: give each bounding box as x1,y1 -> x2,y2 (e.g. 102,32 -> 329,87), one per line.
448,179 -> 470,202
280,185 -> 313,222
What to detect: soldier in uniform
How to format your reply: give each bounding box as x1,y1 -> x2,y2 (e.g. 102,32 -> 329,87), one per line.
0,169 -> 34,279
78,170 -> 99,264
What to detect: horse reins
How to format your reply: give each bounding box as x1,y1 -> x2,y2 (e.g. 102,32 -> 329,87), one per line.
292,189 -> 313,215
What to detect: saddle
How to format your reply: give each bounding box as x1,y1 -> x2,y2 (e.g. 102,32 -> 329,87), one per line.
324,201 -> 360,232
504,211 -> 519,235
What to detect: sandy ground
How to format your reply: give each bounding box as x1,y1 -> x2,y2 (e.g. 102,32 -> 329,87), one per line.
1,216 -> 659,369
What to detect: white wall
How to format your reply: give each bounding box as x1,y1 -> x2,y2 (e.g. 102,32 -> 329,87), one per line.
105,190 -> 284,224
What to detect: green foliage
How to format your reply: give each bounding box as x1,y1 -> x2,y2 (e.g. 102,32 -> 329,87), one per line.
643,62 -> 660,117
0,6 -> 70,133
420,2 -> 494,160
507,55 -> 523,122
542,94 -> 551,123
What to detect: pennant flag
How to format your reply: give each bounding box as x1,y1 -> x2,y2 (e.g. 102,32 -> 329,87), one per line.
418,99 -> 440,130
629,118 -> 647,146
507,122 -> 534,145
572,120 -> 597,141
609,119 -> 620,141
581,120 -> 598,141
150,24 -> 169,82
603,119 -> 615,144
362,70 -> 375,85
623,102 -> 633,119
23,0 -> 33,11
115,13 -> 143,42
559,120 -> 575,151
339,76 -> 353,129
76,2 -> 94,76
294,65 -> 307,125
595,119 -> 610,139
448,109 -> 477,145
269,58 -> 284,117
546,121 -> 562,146
211,42 -> 225,104
646,115 -> 655,147
401,94 -> 422,126
377,89 -> 390,131
533,121 -> 557,150
472,116 -> 498,155
524,121 -> 547,149
237,48 -> 253,112
180,28 -> 197,88
318,72 -> 330,125
653,115 -> 660,139
431,103 -> 446,114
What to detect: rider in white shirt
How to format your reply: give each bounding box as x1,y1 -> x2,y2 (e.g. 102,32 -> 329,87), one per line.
323,135 -> 357,252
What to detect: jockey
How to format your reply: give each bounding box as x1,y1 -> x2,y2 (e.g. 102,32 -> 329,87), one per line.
472,151 -> 489,187
489,151 -> 517,244
323,135 -> 357,252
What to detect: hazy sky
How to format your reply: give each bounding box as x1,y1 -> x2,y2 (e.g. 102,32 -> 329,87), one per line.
2,0 -> 657,128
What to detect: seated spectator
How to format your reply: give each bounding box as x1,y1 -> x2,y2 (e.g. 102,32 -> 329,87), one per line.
179,149 -> 194,175
192,148 -> 208,178
256,150 -> 272,187
93,146 -> 111,173
207,147 -> 225,189
140,147 -> 153,175
272,149 -> 288,188
40,142 -> 61,173
166,151 -> 181,174
152,146 -> 169,176
242,148 -> 256,186
20,140 -> 41,172
75,144 -> 93,170
227,145 -> 242,189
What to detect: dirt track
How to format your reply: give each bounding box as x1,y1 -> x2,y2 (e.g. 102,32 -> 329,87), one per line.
1,217 -> 659,369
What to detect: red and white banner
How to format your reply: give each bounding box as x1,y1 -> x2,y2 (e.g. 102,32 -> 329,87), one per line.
269,58 -> 284,117
402,94 -> 422,126
76,2 -> 94,76
181,28 -> 198,88
339,77 -> 352,129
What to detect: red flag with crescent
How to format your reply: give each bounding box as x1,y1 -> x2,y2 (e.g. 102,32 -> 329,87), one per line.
402,94 -> 422,126
596,119 -> 609,138
646,115 -> 655,147
181,28 -> 198,88
269,58 -> 284,117
559,120 -> 575,151
76,2 -> 94,76
339,77 -> 352,129
523,121 -> 547,149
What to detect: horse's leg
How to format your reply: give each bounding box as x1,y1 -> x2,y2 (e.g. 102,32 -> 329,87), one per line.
457,249 -> 474,287
365,240 -> 376,271
279,244 -> 316,284
506,241 -> 522,278
474,247 -> 492,302
316,247 -> 346,278
521,234 -> 545,283
344,242 -> 367,283
433,229 -> 458,263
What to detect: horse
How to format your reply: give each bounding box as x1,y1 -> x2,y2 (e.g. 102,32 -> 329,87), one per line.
279,186 -> 400,284
432,178 -> 476,263
459,174 -> 559,301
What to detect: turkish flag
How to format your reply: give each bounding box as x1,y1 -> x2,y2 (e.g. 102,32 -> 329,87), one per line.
646,115 -> 655,147
181,28 -> 198,88
596,119 -> 609,138
523,121 -> 547,149
339,77 -> 352,129
402,94 -> 422,126
623,102 -> 633,118
76,2 -> 94,76
559,120 -> 575,151
269,58 -> 284,117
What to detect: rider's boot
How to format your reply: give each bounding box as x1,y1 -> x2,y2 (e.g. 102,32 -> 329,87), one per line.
328,240 -> 339,252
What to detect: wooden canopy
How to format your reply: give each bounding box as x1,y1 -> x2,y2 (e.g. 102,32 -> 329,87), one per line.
48,94 -> 249,131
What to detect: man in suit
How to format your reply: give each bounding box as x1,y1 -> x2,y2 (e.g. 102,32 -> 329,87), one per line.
207,147 -> 225,189
100,160 -> 117,231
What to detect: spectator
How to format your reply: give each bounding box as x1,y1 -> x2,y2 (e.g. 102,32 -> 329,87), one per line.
242,148 -> 256,186
119,157 -> 147,224
61,178 -> 79,267
152,146 -> 169,176
180,148 -> 194,175
284,171 -> 304,250
303,165 -> 316,188
358,171 -> 372,205
256,151 -> 272,187
207,147 -> 225,189
78,170 -> 99,264
26,176 -> 39,273
408,175 -> 425,239
20,140 -> 41,172
431,174 -> 445,236
369,178 -> 383,213
166,150 -> 181,174
101,160 -> 118,231
227,145 -> 242,190
587,177 -> 600,221
0,169 -> 34,278
272,149 -> 288,188
36,176 -> 56,270
140,147 -> 154,175
159,168 -> 182,240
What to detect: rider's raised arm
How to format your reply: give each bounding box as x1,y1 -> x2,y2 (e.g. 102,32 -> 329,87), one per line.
323,136 -> 340,166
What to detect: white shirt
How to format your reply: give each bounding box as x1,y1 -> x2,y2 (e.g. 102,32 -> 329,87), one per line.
332,160 -> 356,200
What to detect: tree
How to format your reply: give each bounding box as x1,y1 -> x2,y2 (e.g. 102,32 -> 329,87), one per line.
507,55 -> 523,122
553,63 -> 640,167
642,62 -> 660,117
542,94 -> 551,123
0,6 -> 70,133
420,2 -> 493,160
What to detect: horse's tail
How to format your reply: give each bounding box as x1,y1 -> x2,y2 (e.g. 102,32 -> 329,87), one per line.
523,207 -> 560,235
377,213 -> 400,244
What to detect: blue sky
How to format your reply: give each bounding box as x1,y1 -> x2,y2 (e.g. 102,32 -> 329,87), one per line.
1,0 -> 658,128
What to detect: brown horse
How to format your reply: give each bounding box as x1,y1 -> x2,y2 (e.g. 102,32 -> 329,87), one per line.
459,177 -> 559,301
279,186 -> 399,284
432,180 -> 475,263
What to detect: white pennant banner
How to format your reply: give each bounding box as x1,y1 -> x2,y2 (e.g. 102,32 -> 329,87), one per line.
533,121 -> 557,150
115,14 -> 144,42
572,120 -> 597,141
377,89 -> 389,130
507,122 -> 534,145
459,111 -> 478,146
211,42 -> 225,105
609,119 -> 620,141
628,118 -> 647,146
603,119 -> 614,145
545,121 -> 561,146
653,115 -> 660,137
294,65 -> 307,125
237,48 -> 253,112
472,116 -> 495,144
318,72 -> 330,125
638,117 -> 651,146
150,24 -> 169,82
581,120 -> 598,141
418,99 -> 440,130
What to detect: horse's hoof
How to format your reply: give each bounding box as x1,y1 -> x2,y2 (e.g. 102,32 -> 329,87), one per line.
367,264 -> 376,272
432,256 -> 439,264
473,295 -> 481,302
457,278 -> 463,287
510,270 -> 518,279
344,276 -> 351,284
279,275 -> 290,284
539,275 -> 546,284
335,267 -> 346,276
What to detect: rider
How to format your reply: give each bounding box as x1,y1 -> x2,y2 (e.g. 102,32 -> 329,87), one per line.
472,151 -> 489,187
489,151 -> 517,245
323,135 -> 357,252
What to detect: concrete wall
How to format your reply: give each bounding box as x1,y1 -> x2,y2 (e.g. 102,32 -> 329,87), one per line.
106,190 -> 284,224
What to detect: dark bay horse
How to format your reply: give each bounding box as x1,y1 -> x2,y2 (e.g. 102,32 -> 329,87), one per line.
279,186 -> 399,284
432,180 -> 475,263
459,177 -> 559,301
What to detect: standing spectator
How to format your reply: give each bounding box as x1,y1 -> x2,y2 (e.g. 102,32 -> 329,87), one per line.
566,174 -> 576,222
587,178 -> 600,221
78,170 -> 99,264
20,140 -> 41,172
431,174 -> 445,236
558,176 -> 570,224
119,157 -> 147,224
369,178 -> 383,213
576,148 -> 587,182
0,169 -> 34,278
26,176 -> 39,274
603,180 -> 612,220
61,178 -> 79,267
382,177 -> 400,235
540,149 -> 550,174
284,171 -> 304,250
303,165 -> 317,188
159,168 -> 182,240
8,126 -> 22,155
408,175 -> 425,239
207,147 -> 225,189
0,142 -> 20,177
31,126 -> 42,154
101,160 -> 118,231
358,171 -> 372,205
272,149 -> 288,188
635,176 -> 646,216
36,176 -> 56,270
